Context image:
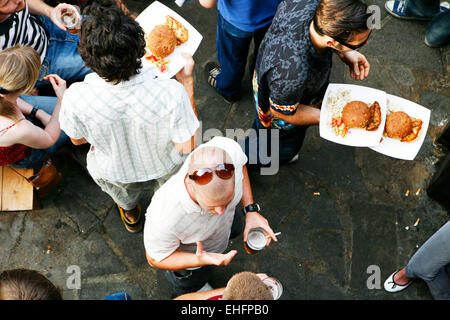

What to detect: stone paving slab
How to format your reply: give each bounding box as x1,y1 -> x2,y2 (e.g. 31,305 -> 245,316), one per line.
0,0 -> 448,301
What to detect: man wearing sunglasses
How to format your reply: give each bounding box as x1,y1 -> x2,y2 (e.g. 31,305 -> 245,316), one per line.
143,137 -> 277,295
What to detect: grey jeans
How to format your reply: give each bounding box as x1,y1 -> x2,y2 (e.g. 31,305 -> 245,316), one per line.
405,221 -> 450,300
86,151 -> 184,210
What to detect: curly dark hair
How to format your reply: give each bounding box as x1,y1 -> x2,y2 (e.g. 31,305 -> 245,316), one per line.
78,0 -> 146,84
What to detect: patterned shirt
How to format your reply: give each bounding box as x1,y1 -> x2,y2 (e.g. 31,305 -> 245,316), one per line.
0,2 -> 49,62
255,0 -> 332,129
59,68 -> 199,183
143,137 -> 248,262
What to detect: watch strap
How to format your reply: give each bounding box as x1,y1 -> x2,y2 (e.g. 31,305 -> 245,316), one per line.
242,203 -> 260,215
30,106 -> 39,118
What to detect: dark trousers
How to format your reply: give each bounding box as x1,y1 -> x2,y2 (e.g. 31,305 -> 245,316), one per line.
240,116 -> 309,172
405,0 -> 440,16
215,12 -> 270,97
165,207 -> 244,295
406,0 -> 450,46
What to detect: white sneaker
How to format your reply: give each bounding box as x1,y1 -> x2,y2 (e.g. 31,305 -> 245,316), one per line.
197,282 -> 213,292
384,270 -> 414,293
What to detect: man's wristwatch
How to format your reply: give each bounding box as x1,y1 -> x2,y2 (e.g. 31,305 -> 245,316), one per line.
242,203 -> 261,215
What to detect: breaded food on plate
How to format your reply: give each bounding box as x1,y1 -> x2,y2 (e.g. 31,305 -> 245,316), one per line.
366,101 -> 382,131
385,111 -> 412,139
166,15 -> 188,44
342,100 -> 371,128
146,25 -> 177,58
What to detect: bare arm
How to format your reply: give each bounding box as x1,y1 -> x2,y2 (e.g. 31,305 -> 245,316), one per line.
15,74 -> 67,148
14,120 -> 60,149
199,0 -> 217,8
240,165 -> 254,208
16,97 -> 51,126
176,53 -> 198,119
26,0 -> 53,17
173,128 -> 198,154
146,241 -> 237,271
240,165 -> 278,244
174,288 -> 225,300
270,104 -> 321,126
146,251 -> 207,271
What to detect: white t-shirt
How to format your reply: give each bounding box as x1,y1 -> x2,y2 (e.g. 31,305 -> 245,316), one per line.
143,137 -> 248,262
59,68 -> 199,183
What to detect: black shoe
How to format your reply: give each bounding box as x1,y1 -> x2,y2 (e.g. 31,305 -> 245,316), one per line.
204,61 -> 239,104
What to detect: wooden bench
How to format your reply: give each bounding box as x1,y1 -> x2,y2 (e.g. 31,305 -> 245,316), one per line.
0,166 -> 34,211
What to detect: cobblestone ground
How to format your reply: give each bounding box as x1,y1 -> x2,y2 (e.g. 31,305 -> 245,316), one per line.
0,0 -> 448,300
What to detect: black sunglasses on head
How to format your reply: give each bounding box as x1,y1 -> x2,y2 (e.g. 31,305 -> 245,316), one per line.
0,86 -> 10,94
333,30 -> 372,51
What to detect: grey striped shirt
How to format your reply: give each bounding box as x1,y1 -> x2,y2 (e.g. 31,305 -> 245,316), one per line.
59,68 -> 199,183
0,3 -> 48,62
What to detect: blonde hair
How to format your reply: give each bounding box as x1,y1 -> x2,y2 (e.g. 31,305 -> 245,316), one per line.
0,97 -> 19,121
222,272 -> 274,300
0,44 -> 41,95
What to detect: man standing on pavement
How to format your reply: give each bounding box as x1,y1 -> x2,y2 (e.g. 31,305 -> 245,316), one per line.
59,0 -> 199,233
200,0 -> 283,104
242,0 -> 372,167
144,136 -> 277,295
0,0 -> 91,89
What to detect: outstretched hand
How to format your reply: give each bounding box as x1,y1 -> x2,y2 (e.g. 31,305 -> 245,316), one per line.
176,53 -> 195,84
44,74 -> 67,100
339,51 -> 370,81
195,241 -> 237,266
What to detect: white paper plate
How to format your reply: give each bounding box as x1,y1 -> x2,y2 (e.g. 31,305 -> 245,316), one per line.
319,83 -> 387,147
135,1 -> 203,79
369,94 -> 431,160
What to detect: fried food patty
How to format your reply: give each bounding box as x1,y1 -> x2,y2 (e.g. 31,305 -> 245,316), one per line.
146,25 -> 177,58
385,111 -> 413,139
342,101 -> 371,128
366,101 -> 382,131
166,15 -> 188,44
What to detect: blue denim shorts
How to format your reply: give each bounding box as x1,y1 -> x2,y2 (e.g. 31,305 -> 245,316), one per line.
36,16 -> 91,87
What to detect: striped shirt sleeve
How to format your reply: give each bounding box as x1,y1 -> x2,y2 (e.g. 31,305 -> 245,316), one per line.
59,88 -> 87,140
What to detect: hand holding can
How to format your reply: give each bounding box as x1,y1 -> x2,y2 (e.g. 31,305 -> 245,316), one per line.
244,228 -> 269,254
60,5 -> 81,34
